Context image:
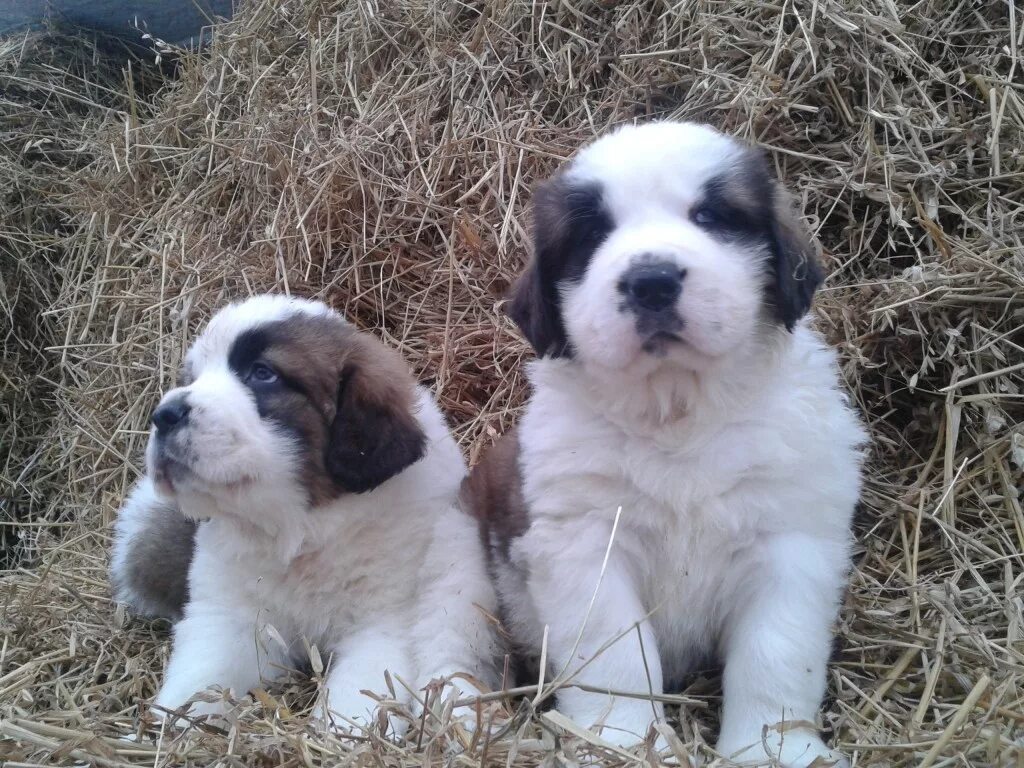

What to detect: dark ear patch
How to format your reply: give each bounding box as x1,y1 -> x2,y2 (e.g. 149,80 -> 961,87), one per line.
507,262 -> 566,358
325,338 -> 426,493
236,313 -> 427,502
769,187 -> 823,330
507,176 -> 612,357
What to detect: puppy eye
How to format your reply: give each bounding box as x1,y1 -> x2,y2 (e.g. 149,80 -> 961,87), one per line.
247,362 -> 279,384
692,206 -> 720,228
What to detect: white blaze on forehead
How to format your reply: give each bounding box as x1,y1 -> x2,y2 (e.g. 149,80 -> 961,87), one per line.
567,122 -> 746,222
184,295 -> 340,372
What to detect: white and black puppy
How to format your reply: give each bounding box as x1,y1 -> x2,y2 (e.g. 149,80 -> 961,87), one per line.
111,295 -> 498,730
465,122 -> 864,766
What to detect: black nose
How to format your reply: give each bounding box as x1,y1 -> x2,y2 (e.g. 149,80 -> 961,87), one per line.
620,262 -> 685,312
152,397 -> 191,435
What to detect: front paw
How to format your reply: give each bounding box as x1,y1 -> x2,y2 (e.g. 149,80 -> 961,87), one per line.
717,728 -> 848,768
314,692 -> 408,739
415,675 -> 509,737
151,689 -> 235,730
550,698 -> 660,751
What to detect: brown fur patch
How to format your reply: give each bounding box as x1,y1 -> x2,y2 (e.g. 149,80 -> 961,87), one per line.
461,429 -> 529,558
460,430 -> 538,684
113,497 -> 195,621
231,313 -> 426,505
766,179 -> 823,328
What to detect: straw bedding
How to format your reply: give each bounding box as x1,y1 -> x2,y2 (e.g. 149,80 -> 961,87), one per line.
1,1 -> 1022,765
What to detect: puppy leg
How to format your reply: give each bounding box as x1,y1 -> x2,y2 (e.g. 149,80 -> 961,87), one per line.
412,505 -> 500,707
717,533 -> 849,768
316,623 -> 414,737
529,526 -> 665,749
154,603 -> 281,722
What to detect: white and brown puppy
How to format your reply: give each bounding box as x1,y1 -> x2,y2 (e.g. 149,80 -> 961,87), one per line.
111,295 -> 498,730
465,122 -> 865,766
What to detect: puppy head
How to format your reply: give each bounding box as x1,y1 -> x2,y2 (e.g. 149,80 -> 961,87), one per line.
509,121 -> 822,373
146,296 -> 425,512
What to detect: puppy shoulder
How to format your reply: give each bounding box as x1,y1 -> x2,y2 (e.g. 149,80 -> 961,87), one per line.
412,385 -> 449,439
786,325 -> 868,448
378,386 -> 465,512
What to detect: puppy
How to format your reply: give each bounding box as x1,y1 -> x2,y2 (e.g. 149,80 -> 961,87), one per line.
465,122 -> 865,766
110,295 -> 498,730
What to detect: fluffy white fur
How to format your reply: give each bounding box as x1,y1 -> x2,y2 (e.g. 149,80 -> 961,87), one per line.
500,123 -> 865,766
115,296 -> 498,732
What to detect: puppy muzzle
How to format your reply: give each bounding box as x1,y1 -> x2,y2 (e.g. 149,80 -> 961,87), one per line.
618,259 -> 686,350
148,394 -> 196,493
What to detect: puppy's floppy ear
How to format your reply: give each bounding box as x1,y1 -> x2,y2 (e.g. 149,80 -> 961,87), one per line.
769,185 -> 823,330
507,262 -> 567,358
325,338 -> 426,494
506,176 -> 580,357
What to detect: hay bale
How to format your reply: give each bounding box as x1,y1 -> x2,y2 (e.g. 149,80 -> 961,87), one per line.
0,29 -> 166,568
1,1 -> 1021,766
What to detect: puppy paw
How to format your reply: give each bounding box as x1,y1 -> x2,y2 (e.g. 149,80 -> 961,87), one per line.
548,707 -> 658,752
313,695 -> 408,740
151,694 -> 234,731
717,729 -> 847,768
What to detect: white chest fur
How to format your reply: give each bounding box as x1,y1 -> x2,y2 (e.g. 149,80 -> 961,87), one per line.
154,388 -> 500,728
512,326 -> 865,676
192,499 -> 431,650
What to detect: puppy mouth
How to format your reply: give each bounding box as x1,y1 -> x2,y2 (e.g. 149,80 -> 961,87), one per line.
152,454 -> 192,495
640,330 -> 685,355
152,450 -> 254,495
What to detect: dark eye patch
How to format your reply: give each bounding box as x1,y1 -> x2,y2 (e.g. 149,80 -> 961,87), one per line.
507,177 -> 615,358
694,174 -> 773,240
228,327 -> 270,376
227,326 -> 308,416
558,184 -> 614,282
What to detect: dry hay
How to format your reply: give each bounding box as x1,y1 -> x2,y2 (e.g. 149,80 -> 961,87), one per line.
1,0 -> 1023,766
0,29 -> 167,567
